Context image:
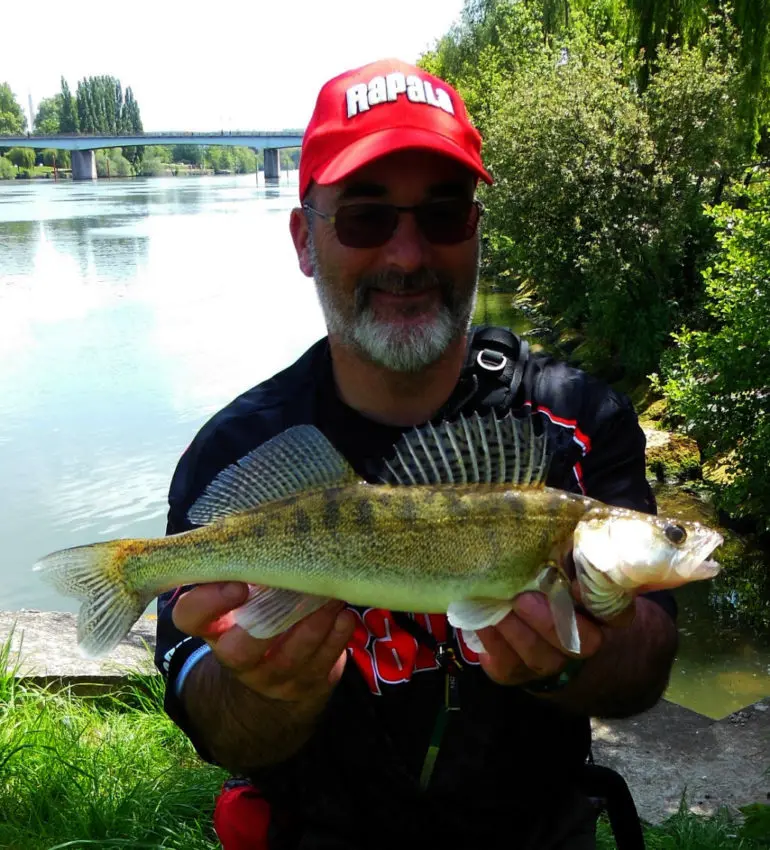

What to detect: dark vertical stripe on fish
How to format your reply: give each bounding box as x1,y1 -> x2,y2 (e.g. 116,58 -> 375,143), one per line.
323,492 -> 341,533
400,495 -> 418,524
293,508 -> 312,536
356,498 -> 375,531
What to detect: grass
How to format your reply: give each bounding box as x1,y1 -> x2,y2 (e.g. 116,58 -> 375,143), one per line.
0,636 -> 226,849
1,635 -> 767,848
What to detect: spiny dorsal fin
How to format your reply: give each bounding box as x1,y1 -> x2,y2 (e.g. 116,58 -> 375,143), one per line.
380,411 -> 549,487
188,425 -> 359,525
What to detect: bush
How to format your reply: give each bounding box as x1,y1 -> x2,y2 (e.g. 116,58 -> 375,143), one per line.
0,155 -> 15,179
139,156 -> 170,176
95,148 -> 134,177
40,148 -> 70,168
656,184 -> 770,530
6,146 -> 35,170
478,36 -> 744,379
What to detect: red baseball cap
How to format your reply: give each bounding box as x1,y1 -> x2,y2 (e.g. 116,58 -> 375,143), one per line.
299,58 -> 493,199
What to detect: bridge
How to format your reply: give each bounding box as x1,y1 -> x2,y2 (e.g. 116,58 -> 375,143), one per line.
0,130 -> 305,180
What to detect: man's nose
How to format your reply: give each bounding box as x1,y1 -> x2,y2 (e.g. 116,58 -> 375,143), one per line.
382,210 -> 428,273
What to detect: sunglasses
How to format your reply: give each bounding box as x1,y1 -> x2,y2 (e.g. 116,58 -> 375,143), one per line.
302,198 -> 484,249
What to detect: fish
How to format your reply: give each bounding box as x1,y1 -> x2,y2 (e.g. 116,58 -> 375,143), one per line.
33,412 -> 723,659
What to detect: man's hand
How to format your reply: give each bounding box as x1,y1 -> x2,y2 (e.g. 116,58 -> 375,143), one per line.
476,587 -> 633,688
173,582 -> 355,703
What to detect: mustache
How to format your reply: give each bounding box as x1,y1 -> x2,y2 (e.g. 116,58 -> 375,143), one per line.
355,268 -> 447,309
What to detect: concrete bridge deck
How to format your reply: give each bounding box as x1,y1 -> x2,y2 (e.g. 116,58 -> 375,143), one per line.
0,131 -> 304,179
0,130 -> 304,151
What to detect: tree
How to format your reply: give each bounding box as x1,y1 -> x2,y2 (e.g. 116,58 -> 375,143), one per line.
0,82 -> 27,134
59,77 -> 78,133
657,186 -> 770,530
7,147 -> 35,170
34,96 -> 63,134
171,144 -> 205,166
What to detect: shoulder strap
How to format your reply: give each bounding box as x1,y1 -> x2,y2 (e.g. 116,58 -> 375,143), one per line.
436,325 -> 531,419
466,325 -> 530,413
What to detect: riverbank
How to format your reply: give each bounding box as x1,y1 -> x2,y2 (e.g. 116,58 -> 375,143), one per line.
2,609 -> 767,826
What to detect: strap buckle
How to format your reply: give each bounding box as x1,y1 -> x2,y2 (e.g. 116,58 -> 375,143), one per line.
476,348 -> 507,372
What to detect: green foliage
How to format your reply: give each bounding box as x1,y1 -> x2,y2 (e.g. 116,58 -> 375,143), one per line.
280,147 -> 300,169
0,82 -> 27,134
0,156 -> 15,179
6,147 -> 35,170
233,146 -> 257,173
66,75 -> 143,137
0,667 -> 225,849
656,186 -> 770,530
59,77 -> 78,133
138,155 -> 170,176
95,148 -> 134,177
33,95 -> 62,135
39,148 -> 70,168
739,803 -> 770,845
479,36 -> 742,376
172,144 -> 205,165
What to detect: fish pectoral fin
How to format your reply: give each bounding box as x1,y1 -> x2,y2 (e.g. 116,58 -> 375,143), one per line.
232,585 -> 331,639
188,425 -> 360,525
447,598 -> 514,631
537,566 -> 581,655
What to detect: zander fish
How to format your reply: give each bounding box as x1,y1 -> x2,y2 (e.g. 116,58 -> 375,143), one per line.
34,412 -> 723,658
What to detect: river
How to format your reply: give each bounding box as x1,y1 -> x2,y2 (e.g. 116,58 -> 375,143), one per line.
1,174 -> 768,719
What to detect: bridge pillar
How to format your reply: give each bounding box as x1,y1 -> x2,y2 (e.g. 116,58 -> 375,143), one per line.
263,147 -> 280,181
71,150 -> 97,180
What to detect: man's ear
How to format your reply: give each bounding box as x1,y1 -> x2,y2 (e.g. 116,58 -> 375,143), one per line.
290,207 -> 314,278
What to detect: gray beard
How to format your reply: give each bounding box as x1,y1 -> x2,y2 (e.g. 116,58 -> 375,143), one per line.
310,242 -> 478,373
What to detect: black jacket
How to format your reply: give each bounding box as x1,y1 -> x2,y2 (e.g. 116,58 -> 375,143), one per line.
155,330 -> 672,849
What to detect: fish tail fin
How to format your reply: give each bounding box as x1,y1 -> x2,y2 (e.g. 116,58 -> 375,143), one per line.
34,542 -> 149,658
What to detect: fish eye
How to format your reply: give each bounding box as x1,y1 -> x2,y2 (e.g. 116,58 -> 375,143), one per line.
664,523 -> 688,545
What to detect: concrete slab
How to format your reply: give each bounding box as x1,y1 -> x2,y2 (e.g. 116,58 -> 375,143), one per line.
592,698 -> 770,823
2,611 -> 768,824
0,610 -> 156,689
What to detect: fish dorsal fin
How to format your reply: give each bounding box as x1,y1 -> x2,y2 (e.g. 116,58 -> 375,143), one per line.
380,411 -> 549,487
188,425 -> 359,525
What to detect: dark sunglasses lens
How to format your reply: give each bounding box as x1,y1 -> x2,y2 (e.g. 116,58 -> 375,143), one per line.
416,200 -> 479,244
334,204 -> 398,248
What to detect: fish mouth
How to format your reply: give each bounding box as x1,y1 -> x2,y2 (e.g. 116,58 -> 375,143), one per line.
672,527 -> 724,579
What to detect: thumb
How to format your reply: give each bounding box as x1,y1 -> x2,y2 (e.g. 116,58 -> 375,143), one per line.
172,582 -> 250,639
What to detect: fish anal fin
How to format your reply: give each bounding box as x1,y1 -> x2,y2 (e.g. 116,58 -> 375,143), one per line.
188,426 -> 359,525
447,598 -> 514,632
232,584 -> 331,639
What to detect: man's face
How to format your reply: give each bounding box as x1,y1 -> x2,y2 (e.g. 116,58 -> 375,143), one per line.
292,150 -> 480,372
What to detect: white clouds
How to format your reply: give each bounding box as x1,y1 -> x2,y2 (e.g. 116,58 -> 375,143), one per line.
5,0 -> 464,131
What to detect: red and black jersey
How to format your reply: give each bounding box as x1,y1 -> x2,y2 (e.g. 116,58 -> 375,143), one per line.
155,329 -> 674,849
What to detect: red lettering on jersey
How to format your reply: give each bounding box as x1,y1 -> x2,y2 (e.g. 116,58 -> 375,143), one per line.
347,608 -> 380,695
364,609 -> 418,685
456,629 -> 481,665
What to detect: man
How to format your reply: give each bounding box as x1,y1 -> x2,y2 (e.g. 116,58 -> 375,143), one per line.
155,58 -> 677,849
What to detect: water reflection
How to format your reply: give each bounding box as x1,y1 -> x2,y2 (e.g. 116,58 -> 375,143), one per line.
655,484 -> 770,718
0,174 -> 326,616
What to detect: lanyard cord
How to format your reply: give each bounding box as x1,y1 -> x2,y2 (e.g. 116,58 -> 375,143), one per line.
390,612 -> 463,791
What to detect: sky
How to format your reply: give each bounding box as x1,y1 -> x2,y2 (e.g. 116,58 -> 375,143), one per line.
3,0 -> 466,132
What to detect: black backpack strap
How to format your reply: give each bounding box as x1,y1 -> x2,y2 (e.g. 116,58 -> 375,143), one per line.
440,325 -> 530,419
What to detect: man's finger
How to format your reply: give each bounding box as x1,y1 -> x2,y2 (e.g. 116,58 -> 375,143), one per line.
300,609 -> 356,683
258,602 -> 346,682
513,592 -> 603,658
489,609 -> 567,678
172,582 -> 249,639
